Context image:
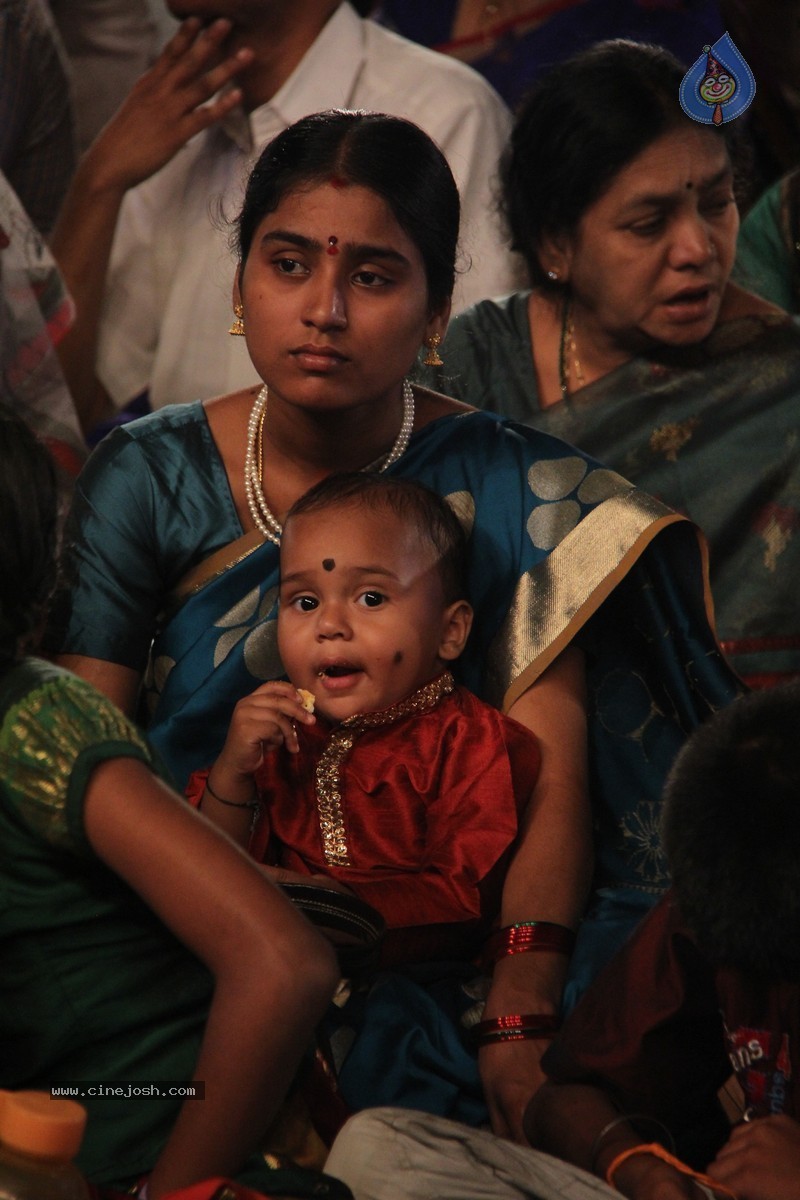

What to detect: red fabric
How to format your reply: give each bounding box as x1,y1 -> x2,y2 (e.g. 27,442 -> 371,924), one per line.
249,686 -> 539,931
90,1179 -> 284,1200
544,893 -> 800,1126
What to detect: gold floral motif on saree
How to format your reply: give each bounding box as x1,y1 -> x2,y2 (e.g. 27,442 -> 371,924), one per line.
649,417 -> 700,462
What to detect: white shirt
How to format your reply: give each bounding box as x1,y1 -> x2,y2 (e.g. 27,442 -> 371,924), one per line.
97,2 -> 522,410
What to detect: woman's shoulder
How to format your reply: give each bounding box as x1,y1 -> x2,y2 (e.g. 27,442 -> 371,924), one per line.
446,290 -> 532,347
0,657 -> 144,736
717,281 -> 789,323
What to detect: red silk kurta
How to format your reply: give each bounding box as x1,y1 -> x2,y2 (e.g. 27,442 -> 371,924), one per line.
190,674 -> 539,941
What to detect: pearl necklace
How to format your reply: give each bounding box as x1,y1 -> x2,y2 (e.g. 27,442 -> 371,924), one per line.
244,379 -> 416,545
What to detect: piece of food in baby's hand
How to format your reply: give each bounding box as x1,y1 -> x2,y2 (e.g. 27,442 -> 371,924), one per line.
297,688 -> 315,713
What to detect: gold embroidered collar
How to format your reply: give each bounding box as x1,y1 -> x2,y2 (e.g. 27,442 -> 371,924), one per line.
315,671 -> 455,866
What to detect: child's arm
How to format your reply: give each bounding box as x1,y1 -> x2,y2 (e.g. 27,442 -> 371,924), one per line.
708,1114 -> 800,1200
84,753 -> 338,1200
199,681 -> 316,846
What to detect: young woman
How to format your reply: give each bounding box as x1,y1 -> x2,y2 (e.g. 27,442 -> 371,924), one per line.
51,110 -> 740,1140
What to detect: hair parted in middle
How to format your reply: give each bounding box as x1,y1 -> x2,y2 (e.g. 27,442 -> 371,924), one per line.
283,472 -> 470,605
235,109 -> 461,314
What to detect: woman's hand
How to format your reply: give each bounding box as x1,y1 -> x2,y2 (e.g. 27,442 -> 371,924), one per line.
480,645 -> 591,1141
707,1114 -> 800,1199
477,952 -> 558,1140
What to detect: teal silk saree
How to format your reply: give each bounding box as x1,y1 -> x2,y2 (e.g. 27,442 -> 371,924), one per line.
55,402 -> 740,1001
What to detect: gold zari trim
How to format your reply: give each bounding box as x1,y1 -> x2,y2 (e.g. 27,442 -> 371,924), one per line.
486,490 -> 689,711
315,672 -> 455,866
1,675 -> 150,847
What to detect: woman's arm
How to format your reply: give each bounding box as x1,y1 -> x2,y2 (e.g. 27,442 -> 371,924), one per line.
55,654 -> 142,718
84,755 -> 338,1200
478,643 -> 592,1142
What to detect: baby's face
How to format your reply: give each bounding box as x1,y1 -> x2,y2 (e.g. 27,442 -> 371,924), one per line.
277,504 -> 451,722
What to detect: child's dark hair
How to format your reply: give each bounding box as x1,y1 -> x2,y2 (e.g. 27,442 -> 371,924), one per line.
662,683 -> 800,981
235,109 -> 460,315
0,405 -> 58,664
284,473 -> 469,604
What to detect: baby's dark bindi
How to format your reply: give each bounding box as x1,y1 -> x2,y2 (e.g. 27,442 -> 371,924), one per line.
322,558 -> 335,571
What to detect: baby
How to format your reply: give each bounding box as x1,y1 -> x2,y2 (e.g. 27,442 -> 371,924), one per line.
190,472 -> 541,952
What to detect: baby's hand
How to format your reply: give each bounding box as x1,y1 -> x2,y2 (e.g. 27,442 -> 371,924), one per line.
218,682 -> 316,777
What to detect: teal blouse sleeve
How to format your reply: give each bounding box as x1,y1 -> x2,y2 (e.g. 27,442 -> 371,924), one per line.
50,403 -> 242,670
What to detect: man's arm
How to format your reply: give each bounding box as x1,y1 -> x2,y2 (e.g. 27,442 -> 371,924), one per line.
51,18 -> 253,432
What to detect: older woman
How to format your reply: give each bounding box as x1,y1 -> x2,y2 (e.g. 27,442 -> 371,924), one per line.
50,110 -> 738,1140
424,38 -> 800,693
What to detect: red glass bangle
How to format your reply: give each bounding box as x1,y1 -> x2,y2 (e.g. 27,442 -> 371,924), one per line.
483,921 -> 576,968
472,1012 -> 560,1045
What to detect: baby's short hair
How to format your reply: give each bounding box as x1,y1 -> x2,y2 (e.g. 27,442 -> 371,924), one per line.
662,682 -> 800,980
284,473 -> 469,603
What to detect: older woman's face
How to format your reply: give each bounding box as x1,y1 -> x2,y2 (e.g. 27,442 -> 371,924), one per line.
557,126 -> 739,353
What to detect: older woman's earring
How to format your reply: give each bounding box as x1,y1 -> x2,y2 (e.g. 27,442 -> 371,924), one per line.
422,333 -> 443,367
228,303 -> 245,336
547,269 -> 559,282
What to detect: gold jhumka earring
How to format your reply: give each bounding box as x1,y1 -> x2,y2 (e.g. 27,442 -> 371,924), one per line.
228,303 -> 245,336
422,333 -> 443,367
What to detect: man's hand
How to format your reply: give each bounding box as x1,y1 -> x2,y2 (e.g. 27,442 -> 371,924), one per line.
83,17 -> 255,195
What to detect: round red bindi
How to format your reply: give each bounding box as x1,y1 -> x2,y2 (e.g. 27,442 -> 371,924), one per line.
327,236 -> 339,256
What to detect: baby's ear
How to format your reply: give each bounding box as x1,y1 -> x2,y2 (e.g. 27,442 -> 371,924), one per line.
438,600 -> 473,661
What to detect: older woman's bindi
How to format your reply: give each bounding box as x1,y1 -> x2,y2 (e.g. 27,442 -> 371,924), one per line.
327,236 -> 339,256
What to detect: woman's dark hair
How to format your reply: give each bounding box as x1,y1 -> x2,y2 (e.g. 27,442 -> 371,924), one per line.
0,405 -> 58,663
662,682 -> 800,981
235,110 -> 460,313
284,472 -> 469,604
502,38 -> 739,288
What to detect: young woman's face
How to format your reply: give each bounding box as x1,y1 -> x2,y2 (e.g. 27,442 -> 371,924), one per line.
235,181 -> 448,417
552,126 -> 739,354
